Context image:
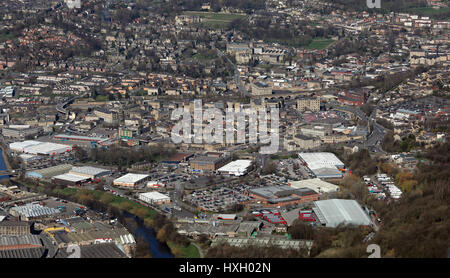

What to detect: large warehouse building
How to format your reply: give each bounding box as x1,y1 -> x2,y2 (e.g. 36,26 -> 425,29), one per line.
289,178 -> 340,194
69,166 -> 111,180
312,199 -> 372,228
10,140 -> 72,155
249,186 -> 318,207
298,152 -> 345,179
113,173 -> 150,187
218,160 -> 253,176
52,173 -> 91,186
26,164 -> 73,179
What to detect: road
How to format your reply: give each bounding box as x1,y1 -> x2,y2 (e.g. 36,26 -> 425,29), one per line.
211,42 -> 248,96
329,101 -> 387,153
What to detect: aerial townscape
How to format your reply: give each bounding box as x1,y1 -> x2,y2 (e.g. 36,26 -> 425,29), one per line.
0,0 -> 448,260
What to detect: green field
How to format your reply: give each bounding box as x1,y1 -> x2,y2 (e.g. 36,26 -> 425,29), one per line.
167,241 -> 201,258
184,11 -> 247,29
306,38 -> 335,50
407,6 -> 450,18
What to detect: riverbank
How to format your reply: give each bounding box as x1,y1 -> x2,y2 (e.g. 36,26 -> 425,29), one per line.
11,178 -> 200,258
0,145 -> 12,170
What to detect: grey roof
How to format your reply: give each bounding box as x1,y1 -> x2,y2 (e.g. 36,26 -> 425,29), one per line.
0,220 -> 31,227
10,204 -> 60,218
0,234 -> 42,247
70,166 -> 110,176
55,243 -> 128,258
0,247 -> 46,258
250,186 -> 316,201
313,199 -> 371,227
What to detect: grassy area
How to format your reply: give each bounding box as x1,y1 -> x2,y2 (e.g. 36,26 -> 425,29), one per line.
95,95 -> 109,102
407,7 -> 450,18
167,241 -> 201,258
184,11 -> 247,29
306,38 -> 335,50
46,185 -> 157,220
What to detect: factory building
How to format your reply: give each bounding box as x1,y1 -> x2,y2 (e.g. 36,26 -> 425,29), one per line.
113,173 -> 150,188
52,173 -> 91,186
249,186 -> 318,207
298,152 -> 345,179
69,166 -> 111,180
25,164 -> 73,179
217,160 -> 253,176
138,192 -> 170,205
289,178 -> 340,194
312,199 -> 372,228
10,204 -> 60,221
9,140 -> 72,156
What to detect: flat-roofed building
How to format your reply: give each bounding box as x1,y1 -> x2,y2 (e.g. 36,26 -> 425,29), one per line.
52,173 -> 91,186
298,152 -> 345,179
312,199 -> 372,228
217,160 -> 253,176
139,192 -> 170,205
249,186 -> 318,207
113,173 -> 150,187
69,166 -> 111,180
289,178 -> 340,194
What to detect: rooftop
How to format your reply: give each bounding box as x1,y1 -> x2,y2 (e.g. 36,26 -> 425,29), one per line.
313,199 -> 371,228
114,173 -> 149,184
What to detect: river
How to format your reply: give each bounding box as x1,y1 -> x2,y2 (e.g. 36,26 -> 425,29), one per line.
0,149 -> 10,180
122,211 -> 174,258
0,148 -> 172,258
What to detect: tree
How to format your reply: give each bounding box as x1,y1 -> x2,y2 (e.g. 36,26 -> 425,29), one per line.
156,225 -> 168,242
100,193 -> 114,204
289,220 -> 314,240
119,202 -> 132,212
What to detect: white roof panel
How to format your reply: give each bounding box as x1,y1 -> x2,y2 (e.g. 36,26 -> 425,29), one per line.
114,173 -> 149,184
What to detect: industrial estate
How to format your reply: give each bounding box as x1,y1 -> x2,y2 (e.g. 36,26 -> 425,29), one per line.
0,0 -> 448,260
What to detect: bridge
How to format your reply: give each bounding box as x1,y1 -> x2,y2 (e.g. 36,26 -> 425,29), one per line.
56,96 -> 78,114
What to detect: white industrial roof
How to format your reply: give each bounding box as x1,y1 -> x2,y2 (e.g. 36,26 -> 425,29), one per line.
289,178 -> 340,193
10,141 -> 71,155
313,199 -> 371,227
114,173 -> 149,184
52,173 -> 90,183
218,160 -> 252,175
298,152 -> 345,170
24,142 -> 71,155
9,141 -> 42,151
139,191 -> 170,201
